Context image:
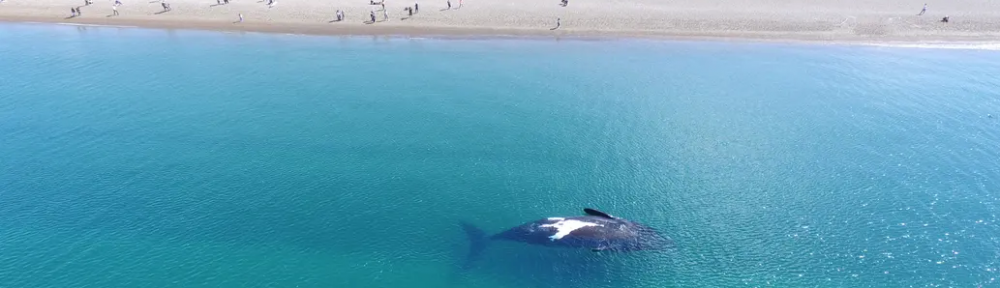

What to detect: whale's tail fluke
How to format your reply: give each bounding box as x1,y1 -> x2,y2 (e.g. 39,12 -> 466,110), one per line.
459,221 -> 489,269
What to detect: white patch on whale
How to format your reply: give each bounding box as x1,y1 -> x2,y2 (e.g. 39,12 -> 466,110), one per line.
540,219 -> 602,241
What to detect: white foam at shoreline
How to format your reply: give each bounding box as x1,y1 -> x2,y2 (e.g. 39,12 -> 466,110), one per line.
52,22 -> 138,28
865,42 -> 1000,51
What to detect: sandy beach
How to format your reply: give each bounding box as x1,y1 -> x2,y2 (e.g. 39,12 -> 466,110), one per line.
1,0 -> 1000,42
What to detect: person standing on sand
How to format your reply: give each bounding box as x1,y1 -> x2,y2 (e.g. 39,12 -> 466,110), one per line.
370,9 -> 376,22
383,7 -> 389,21
918,3 -> 926,16
414,2 -> 418,13
70,7 -> 76,16
112,5 -> 118,15
446,0 -> 450,9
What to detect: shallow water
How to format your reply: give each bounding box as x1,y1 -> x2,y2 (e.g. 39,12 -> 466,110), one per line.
2,24 -> 1000,287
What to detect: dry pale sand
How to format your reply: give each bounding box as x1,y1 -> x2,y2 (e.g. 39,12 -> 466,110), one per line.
1,0 -> 1000,42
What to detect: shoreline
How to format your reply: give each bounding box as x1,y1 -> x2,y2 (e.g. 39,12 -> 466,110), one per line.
7,17 -> 1000,47
3,0 -> 1000,45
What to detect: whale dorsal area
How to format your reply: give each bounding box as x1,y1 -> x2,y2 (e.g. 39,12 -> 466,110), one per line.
583,208 -> 615,219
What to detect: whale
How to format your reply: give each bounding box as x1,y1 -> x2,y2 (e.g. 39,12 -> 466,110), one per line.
460,208 -> 671,267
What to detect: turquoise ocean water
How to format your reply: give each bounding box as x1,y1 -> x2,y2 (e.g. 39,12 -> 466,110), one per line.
2,23 -> 1000,288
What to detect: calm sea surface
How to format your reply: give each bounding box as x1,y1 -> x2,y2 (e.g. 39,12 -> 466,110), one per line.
2,23 -> 1000,288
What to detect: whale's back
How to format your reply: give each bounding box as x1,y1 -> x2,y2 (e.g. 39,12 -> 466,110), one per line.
492,215 -> 652,250
461,208 -> 670,268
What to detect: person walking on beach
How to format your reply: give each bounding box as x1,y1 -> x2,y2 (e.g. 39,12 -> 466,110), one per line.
414,2 -> 418,13
70,7 -> 77,16
370,9 -> 376,22
111,5 -> 118,15
918,3 -> 926,16
383,7 -> 389,21
238,13 -> 243,22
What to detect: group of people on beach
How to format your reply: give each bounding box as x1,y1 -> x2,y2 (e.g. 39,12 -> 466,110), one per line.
65,0 -> 187,18
67,0 -> 118,17
366,1 -> 390,23
359,0 -> 423,23
403,2 -> 418,16
54,0 -> 955,32
56,0 -> 556,30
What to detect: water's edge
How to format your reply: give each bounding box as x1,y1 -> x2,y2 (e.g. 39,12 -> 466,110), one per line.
3,18 -> 1000,50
